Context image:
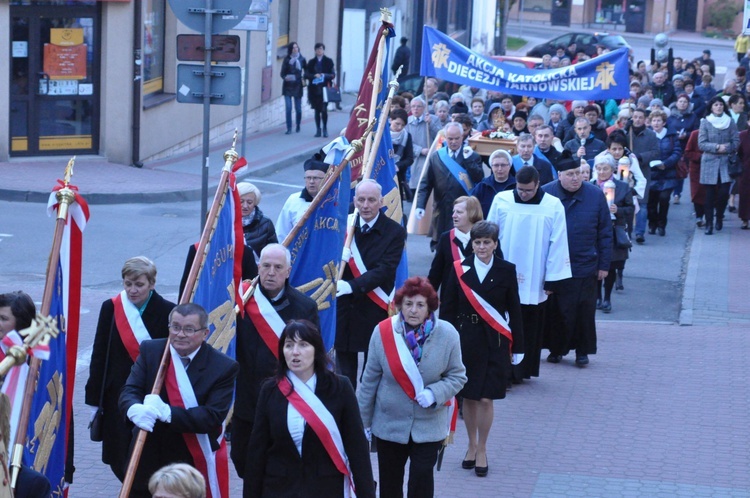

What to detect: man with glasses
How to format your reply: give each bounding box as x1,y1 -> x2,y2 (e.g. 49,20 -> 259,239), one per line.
542,153 -> 612,368
230,244 -> 319,477
119,303 -> 239,497
416,122 -> 483,250
513,133 -> 555,186
488,166 -> 571,383
276,153 -> 328,242
471,149 -> 516,218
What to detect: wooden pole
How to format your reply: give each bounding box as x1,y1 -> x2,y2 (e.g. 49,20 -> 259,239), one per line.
361,11 -> 391,168
406,130 -> 444,235
118,135 -> 240,497
10,158 -> 77,490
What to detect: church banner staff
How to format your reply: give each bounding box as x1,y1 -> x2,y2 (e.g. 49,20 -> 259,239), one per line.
420,26 -> 630,101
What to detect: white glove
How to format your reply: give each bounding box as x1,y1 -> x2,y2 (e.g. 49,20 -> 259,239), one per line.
127,404 -> 159,432
416,389 -> 436,408
88,405 -> 99,423
336,280 -> 353,297
364,427 -> 372,442
144,394 -> 172,423
341,247 -> 352,262
511,353 -> 525,366
415,208 -> 425,220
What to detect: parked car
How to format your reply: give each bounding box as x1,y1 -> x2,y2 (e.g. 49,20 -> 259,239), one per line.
526,32 -> 630,58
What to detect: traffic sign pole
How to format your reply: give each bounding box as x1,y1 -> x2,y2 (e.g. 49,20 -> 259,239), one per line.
201,0 -> 212,231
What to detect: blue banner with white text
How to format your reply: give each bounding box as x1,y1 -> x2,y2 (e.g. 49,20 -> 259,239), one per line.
420,25 -> 630,100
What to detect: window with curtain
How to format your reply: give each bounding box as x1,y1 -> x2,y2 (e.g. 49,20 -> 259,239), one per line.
277,0 -> 289,48
143,0 -> 165,96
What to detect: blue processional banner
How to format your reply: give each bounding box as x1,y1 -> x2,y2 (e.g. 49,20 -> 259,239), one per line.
289,159 -> 351,352
420,25 -> 630,100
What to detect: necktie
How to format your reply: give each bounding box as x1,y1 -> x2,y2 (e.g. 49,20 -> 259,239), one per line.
524,161 -> 530,167
452,151 -> 458,161
362,224 -> 370,234
181,357 -> 190,369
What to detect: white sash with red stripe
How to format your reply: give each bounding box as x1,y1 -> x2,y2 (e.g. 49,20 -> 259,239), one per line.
348,238 -> 392,311
449,229 -> 461,262
0,331 -> 30,447
453,260 -> 513,346
243,290 -> 285,359
378,316 -> 423,400
165,346 -> 229,498
112,290 -> 152,362
279,373 -> 356,498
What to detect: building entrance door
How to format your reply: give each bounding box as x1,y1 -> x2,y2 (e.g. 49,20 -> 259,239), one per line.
10,4 -> 100,156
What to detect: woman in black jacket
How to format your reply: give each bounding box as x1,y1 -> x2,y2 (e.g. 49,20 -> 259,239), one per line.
238,182 -> 277,263
389,108 -> 415,202
280,42 -> 306,135
305,43 -> 336,137
245,320 -> 374,498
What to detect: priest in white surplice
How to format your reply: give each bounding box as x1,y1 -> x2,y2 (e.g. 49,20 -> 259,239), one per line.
487,165 -> 571,382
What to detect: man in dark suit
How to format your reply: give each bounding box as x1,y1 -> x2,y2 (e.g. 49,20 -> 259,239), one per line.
534,125 -> 562,170
119,303 -> 239,497
416,122 -> 483,250
231,243 -> 319,476
391,36 -> 410,79
513,133 -> 556,186
336,179 -> 406,389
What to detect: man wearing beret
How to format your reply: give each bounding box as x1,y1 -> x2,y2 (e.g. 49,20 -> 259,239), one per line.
275,153 -> 328,242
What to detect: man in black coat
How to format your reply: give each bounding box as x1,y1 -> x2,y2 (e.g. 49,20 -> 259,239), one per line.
416,122 -> 483,250
231,244 -> 319,476
534,125 -> 562,170
336,180 -> 406,389
391,36 -> 410,79
119,303 -> 239,497
542,156 -> 612,367
563,117 -> 606,165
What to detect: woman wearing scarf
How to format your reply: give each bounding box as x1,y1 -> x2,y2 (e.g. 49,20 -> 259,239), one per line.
441,221 -> 523,478
358,277 -> 466,497
390,108 -> 415,203
698,96 -> 740,234
237,182 -> 277,264
245,320 -> 374,498
591,154 -> 634,313
280,42 -> 307,135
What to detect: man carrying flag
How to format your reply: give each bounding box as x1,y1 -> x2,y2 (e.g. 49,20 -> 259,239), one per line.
416,122 -> 483,251
119,303 -> 238,498
232,244 -> 319,478
335,179 -> 406,389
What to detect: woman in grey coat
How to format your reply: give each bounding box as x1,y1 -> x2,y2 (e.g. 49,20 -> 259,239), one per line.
698,96 -> 740,234
358,276 -> 466,498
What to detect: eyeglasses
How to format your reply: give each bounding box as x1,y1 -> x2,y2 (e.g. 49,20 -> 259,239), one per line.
169,324 -> 205,335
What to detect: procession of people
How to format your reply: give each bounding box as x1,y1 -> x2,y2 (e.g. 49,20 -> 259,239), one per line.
3,25 -> 750,498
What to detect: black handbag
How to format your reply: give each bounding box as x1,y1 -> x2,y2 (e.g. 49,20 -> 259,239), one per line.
614,225 -> 632,249
728,153 -> 742,179
323,84 -> 341,103
89,315 -> 114,442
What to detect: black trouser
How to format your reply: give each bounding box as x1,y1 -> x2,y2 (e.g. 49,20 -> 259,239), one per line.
704,181 -> 731,226
313,102 -> 328,131
598,260 -> 625,301
647,188 -> 673,229
335,350 -> 367,390
511,303 -> 545,381
376,437 -> 442,498
550,276 -> 598,357
230,416 -> 253,477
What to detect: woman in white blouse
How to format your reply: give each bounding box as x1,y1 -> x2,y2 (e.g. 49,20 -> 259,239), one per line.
244,320 -> 374,498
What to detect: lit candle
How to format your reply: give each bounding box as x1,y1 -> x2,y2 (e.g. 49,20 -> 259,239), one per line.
618,157 -> 630,180
604,179 -> 616,220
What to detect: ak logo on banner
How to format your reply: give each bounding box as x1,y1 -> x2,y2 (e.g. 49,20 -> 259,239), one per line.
420,26 -> 630,100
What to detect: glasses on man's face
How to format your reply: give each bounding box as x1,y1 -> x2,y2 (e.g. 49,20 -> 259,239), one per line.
169,324 -> 205,336
517,187 -> 537,195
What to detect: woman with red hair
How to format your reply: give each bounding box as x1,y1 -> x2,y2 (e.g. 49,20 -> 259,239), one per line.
358,277 -> 466,498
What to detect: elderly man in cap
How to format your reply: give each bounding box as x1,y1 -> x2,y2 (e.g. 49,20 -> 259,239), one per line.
542,153 -> 612,368
651,71 -> 675,107
275,152 -> 328,242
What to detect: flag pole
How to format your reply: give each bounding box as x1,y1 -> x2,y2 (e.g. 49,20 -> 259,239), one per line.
406,130 -> 444,234
118,133 -> 240,498
361,9 -> 392,170
9,157 -> 77,489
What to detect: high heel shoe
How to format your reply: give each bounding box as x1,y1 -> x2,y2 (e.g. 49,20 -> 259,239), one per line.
475,454 -> 488,477
461,453 -> 476,470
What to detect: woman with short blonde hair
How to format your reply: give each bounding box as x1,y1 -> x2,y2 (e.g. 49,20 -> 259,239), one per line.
148,463 -> 206,498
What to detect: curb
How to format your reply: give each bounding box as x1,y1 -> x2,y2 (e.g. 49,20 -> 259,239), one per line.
679,225 -> 700,326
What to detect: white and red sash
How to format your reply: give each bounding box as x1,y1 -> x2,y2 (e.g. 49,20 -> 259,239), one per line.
453,260 -> 513,347
0,331 -> 39,447
278,373 -> 356,498
112,290 -> 152,362
449,229 -> 462,262
348,238 -> 393,311
243,290 -> 285,359
378,316 -> 423,400
164,346 -> 229,498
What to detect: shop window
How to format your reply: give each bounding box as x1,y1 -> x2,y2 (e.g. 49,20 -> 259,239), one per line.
277,0 -> 289,48
143,0 -> 165,96
595,0 -> 627,24
523,0 -> 553,13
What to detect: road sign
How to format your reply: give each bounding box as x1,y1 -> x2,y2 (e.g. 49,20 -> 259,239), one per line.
167,0 -> 252,34
176,64 -> 242,105
233,14 -> 269,31
176,34 -> 241,62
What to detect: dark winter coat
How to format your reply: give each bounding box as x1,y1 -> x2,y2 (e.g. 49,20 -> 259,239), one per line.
243,207 -> 278,261
280,54 -> 307,98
